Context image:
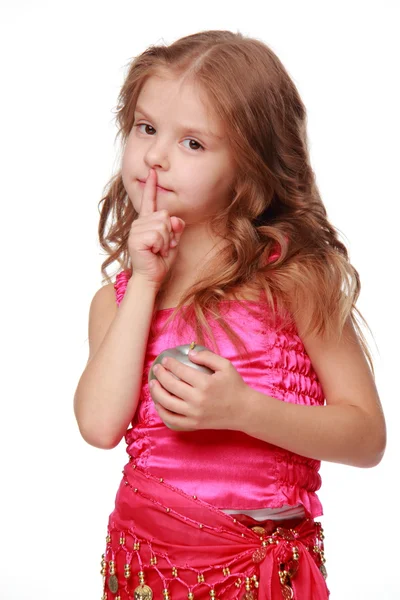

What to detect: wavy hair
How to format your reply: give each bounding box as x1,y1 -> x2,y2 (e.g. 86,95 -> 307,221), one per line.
98,29 -> 376,374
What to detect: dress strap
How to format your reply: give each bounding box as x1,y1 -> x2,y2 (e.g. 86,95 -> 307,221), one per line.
114,269 -> 132,306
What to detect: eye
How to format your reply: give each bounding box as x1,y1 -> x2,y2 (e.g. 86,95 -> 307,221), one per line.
136,123 -> 155,135
182,139 -> 204,152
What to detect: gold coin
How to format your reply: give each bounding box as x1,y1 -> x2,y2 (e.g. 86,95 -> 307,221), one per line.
251,526 -> 266,536
281,584 -> 294,600
320,563 -> 328,579
252,547 -> 267,563
108,574 -> 119,593
241,592 -> 256,600
134,584 -> 153,600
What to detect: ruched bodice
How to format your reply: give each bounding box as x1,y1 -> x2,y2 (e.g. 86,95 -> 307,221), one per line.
114,270 -> 325,518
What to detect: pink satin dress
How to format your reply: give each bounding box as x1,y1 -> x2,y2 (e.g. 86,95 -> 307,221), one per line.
99,269 -> 330,599
114,269 -> 324,519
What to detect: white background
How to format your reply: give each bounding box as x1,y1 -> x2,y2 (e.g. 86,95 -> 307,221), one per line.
1,1 -> 398,598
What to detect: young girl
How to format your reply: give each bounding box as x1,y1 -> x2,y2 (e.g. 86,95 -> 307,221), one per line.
74,30 -> 386,600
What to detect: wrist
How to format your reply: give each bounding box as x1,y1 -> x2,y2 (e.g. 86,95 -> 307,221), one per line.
128,272 -> 160,293
239,385 -> 261,436
125,273 -> 160,306
231,382 -> 255,433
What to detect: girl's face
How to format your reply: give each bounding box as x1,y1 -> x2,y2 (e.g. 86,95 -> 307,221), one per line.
121,73 -> 237,224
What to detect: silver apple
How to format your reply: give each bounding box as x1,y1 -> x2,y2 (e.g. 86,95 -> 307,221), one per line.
148,342 -> 214,384
148,342 -> 214,430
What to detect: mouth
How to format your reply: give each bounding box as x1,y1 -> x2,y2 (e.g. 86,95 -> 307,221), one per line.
137,179 -> 172,192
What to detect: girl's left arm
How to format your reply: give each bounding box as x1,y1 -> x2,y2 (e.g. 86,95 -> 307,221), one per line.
241,315 -> 386,468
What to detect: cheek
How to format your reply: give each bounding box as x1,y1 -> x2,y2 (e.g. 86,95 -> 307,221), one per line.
121,151 -> 131,187
122,143 -> 136,174
121,162 -> 128,191
180,164 -> 219,195
121,145 -> 140,192
190,172 -> 230,204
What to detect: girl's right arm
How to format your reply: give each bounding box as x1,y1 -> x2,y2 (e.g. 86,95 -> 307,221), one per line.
73,168 -> 185,449
73,273 -> 158,449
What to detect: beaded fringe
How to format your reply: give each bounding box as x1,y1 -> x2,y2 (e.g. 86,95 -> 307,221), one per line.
98,461 -> 328,599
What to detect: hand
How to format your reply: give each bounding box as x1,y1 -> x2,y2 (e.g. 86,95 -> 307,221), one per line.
128,168 -> 186,288
149,348 -> 248,431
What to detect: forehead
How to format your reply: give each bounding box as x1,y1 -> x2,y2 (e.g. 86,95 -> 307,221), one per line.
135,74 -> 224,136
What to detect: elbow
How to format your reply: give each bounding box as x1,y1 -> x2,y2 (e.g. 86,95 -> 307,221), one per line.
74,408 -> 124,450
77,423 -> 124,449
100,430 -> 125,449
82,428 -> 121,449
358,449 -> 384,468
74,419 -> 112,449
74,393 -> 125,449
349,405 -> 387,468
365,440 -> 386,468
358,427 -> 387,468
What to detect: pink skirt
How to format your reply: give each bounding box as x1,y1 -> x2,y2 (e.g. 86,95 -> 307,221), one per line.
100,458 -> 330,599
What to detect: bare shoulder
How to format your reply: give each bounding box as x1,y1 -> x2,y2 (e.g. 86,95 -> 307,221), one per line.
87,282 -> 118,364
294,305 -> 383,420
285,264 -> 381,410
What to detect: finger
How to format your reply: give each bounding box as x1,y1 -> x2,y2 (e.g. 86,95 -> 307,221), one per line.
161,357 -> 211,387
134,219 -> 172,257
155,210 -> 173,256
187,349 -> 225,372
153,364 -> 192,397
153,215 -> 173,256
139,168 -> 157,217
153,401 -> 192,432
170,217 -> 186,247
170,216 -> 186,234
143,230 -> 169,255
151,218 -> 172,256
150,378 -> 189,416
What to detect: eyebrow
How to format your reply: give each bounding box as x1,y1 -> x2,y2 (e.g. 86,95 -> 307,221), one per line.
134,105 -> 222,140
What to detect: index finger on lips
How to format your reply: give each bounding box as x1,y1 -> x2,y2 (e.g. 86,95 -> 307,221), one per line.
139,168 -> 157,216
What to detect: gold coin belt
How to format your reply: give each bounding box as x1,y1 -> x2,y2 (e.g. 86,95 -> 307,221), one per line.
99,462 -> 327,599
100,533 -> 260,600
100,522 -> 326,599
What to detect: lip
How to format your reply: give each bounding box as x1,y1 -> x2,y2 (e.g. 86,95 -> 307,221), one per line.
137,179 -> 172,192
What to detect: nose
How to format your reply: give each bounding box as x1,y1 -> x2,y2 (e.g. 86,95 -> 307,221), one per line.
144,136 -> 170,171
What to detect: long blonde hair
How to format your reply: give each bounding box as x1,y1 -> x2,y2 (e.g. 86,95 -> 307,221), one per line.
98,30 -> 376,374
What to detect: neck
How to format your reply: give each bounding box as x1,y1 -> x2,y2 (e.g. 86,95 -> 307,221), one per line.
170,222 -> 227,278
